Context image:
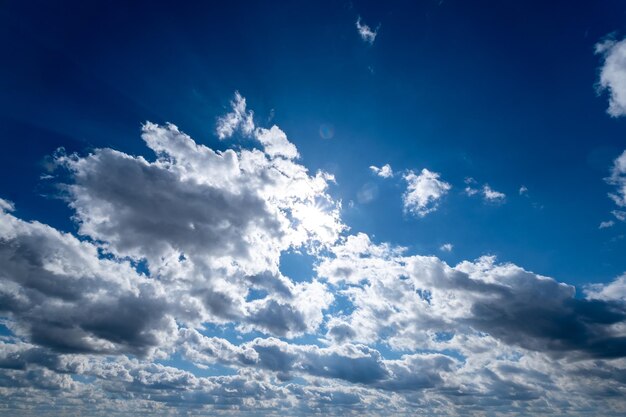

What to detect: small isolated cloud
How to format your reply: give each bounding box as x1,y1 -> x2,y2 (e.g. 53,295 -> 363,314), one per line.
356,17 -> 378,45
439,243 -> 453,252
403,169 -> 451,217
464,177 -> 479,196
519,185 -> 528,196
596,37 -> 626,117
370,164 -> 393,178
482,184 -> 506,202
599,220 -> 615,229
465,178 -> 506,203
216,91 -> 255,139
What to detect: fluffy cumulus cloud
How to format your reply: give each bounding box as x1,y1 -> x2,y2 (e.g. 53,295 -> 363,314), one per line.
2,93 -> 626,416
403,168 -> 451,217
596,37 -> 626,117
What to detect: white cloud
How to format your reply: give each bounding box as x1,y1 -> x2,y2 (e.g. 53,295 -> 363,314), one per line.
586,273 -> 626,301
216,91 -> 255,139
464,177 -> 479,196
3,92 -> 626,415
402,169 -> 451,217
0,197 -> 14,212
255,125 -> 299,159
482,184 -> 506,202
439,243 -> 453,252
356,17 -> 378,45
607,150 -> 626,210
519,185 -> 529,195
369,163 -> 393,178
596,38 -> 626,117
465,179 -> 506,203
317,233 -> 626,360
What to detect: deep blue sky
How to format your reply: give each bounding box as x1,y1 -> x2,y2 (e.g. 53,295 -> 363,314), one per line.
2,0 -> 626,287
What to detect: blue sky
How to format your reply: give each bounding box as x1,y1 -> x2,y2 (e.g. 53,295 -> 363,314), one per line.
2,1 -> 626,416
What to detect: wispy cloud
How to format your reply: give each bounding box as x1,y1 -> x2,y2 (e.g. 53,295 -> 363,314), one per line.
439,243 -> 453,252
356,17 -> 379,45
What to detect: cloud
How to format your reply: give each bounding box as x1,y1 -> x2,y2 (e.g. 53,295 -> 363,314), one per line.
607,150 -> 626,211
3,93 -> 626,415
586,273 -> 626,301
599,220 -> 615,229
215,91 -> 255,139
403,169 -> 451,217
356,17 -> 379,45
464,177 -> 479,196
357,182 -> 378,204
317,234 -> 626,359
40,100 -> 344,340
465,179 -> 506,203
596,37 -> 626,117
519,185 -> 528,195
614,210 -> 626,221
255,125 -> 299,159
0,207 -> 177,356
482,184 -> 506,202
440,243 -> 453,252
370,164 -> 393,178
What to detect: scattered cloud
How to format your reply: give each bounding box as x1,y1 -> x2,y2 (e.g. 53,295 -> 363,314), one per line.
482,184 -> 506,202
613,210 -> 626,221
596,37 -> 626,117
215,91 -> 255,139
519,185 -> 529,195
403,169 -> 451,217
439,243 -> 453,252
356,17 -> 379,45
607,150 -> 626,210
599,220 -> 615,229
369,164 -> 393,178
465,178 -> 506,203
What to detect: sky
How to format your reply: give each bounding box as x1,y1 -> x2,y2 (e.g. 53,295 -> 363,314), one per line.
1,0 -> 626,415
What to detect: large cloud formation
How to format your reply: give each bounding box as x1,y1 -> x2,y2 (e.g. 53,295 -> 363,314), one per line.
1,93 -> 626,416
